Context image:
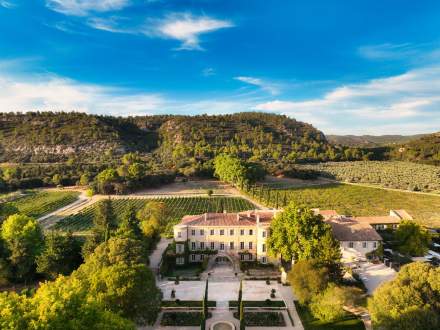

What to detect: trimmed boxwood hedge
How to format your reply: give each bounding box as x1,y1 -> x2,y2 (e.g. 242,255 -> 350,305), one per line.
229,300 -> 286,308
160,312 -> 212,326
234,311 -> 286,326
161,300 -> 216,308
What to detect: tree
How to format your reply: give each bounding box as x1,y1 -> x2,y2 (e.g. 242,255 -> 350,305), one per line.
203,279 -> 209,318
36,231 -> 82,280
368,262 -> 440,330
267,203 -> 341,266
93,198 -> 117,239
310,284 -> 362,322
0,203 -> 18,224
395,220 -> 431,256
80,262 -> 162,324
30,275 -> 135,330
237,279 -> 243,314
239,300 -> 245,330
288,260 -> 329,304
1,214 -> 44,281
96,168 -> 119,194
116,204 -> 143,240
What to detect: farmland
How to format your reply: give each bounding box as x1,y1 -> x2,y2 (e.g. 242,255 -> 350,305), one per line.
246,183 -> 440,227
297,161 -> 440,193
53,196 -> 256,234
5,190 -> 80,219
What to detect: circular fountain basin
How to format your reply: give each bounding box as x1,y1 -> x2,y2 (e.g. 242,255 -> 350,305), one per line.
211,321 -> 235,330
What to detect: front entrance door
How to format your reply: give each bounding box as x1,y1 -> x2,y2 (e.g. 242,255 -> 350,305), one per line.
215,256 -> 229,264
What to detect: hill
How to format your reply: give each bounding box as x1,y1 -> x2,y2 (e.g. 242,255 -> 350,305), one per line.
0,112 -> 363,167
390,133 -> 440,165
0,112 -> 159,163
327,134 -> 427,147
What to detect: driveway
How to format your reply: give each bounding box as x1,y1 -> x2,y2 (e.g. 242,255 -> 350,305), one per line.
355,262 -> 396,294
150,238 -> 172,275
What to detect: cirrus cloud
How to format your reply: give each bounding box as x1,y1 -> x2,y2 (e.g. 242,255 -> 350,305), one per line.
46,0 -> 130,16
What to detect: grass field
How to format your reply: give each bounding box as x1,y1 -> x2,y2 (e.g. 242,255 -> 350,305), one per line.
53,196 -> 257,233
295,302 -> 365,330
247,183 -> 440,227
6,190 -> 80,219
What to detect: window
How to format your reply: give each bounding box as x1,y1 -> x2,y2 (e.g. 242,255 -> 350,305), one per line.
200,242 -> 205,250
248,254 -> 253,261
262,230 -> 266,238
210,242 -> 215,250
220,229 -> 225,235
240,254 -> 245,261
240,242 -> 245,250
262,244 -> 266,252
230,229 -> 234,236
240,229 -> 245,235
176,244 -> 184,253
249,242 -> 253,250
373,242 -> 377,248
362,242 -> 367,248
191,242 -> 196,250
176,257 -> 184,265
230,242 -> 234,250
200,254 -> 205,260
220,243 -> 225,250
262,257 -> 267,263
348,242 -> 354,248
249,229 -> 253,235
177,232 -> 182,238
191,254 -> 196,261
210,229 -> 214,235
191,229 -> 196,236
200,229 -> 204,235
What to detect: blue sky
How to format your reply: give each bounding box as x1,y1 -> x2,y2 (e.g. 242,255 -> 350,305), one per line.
1,0 -> 440,134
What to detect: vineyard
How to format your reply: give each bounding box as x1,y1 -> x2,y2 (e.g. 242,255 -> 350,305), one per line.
6,190 -> 80,219
53,196 -> 257,234
296,161 -> 440,193
244,184 -> 440,227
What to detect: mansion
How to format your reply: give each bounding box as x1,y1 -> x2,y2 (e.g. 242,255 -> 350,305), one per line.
173,208 -> 413,265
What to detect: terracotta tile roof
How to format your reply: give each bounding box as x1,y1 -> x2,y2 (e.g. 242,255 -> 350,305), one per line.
313,209 -> 339,219
325,216 -> 383,242
179,210 -> 277,227
391,209 -> 413,220
354,216 -> 401,225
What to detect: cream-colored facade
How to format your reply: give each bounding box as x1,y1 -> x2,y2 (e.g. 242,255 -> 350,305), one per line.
173,211 -> 277,265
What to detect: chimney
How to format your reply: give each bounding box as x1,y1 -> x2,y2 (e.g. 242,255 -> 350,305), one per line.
247,211 -> 251,217
223,209 -> 227,214
256,214 -> 260,225
236,214 -> 240,221
204,213 -> 208,221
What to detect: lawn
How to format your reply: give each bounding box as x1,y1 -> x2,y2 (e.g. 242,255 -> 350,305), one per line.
248,183 -> 440,227
294,301 -> 365,330
53,196 -> 257,234
5,190 -> 80,219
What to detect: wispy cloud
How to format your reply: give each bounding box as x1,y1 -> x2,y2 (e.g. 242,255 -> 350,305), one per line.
234,76 -> 280,95
255,66 -> 440,134
0,1 -> 15,9
202,67 -> 216,77
46,0 -> 130,16
143,13 -> 233,50
358,43 -> 420,60
86,13 -> 233,50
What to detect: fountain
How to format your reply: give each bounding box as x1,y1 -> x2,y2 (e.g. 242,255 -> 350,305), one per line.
210,321 -> 235,330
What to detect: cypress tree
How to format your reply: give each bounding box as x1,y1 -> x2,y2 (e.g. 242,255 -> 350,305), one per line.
237,280 -> 243,314
204,279 -> 209,318
240,300 -> 245,330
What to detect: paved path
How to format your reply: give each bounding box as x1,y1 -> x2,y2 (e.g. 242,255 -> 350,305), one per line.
278,284 -> 304,330
149,238 -> 172,279
355,262 -> 396,294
